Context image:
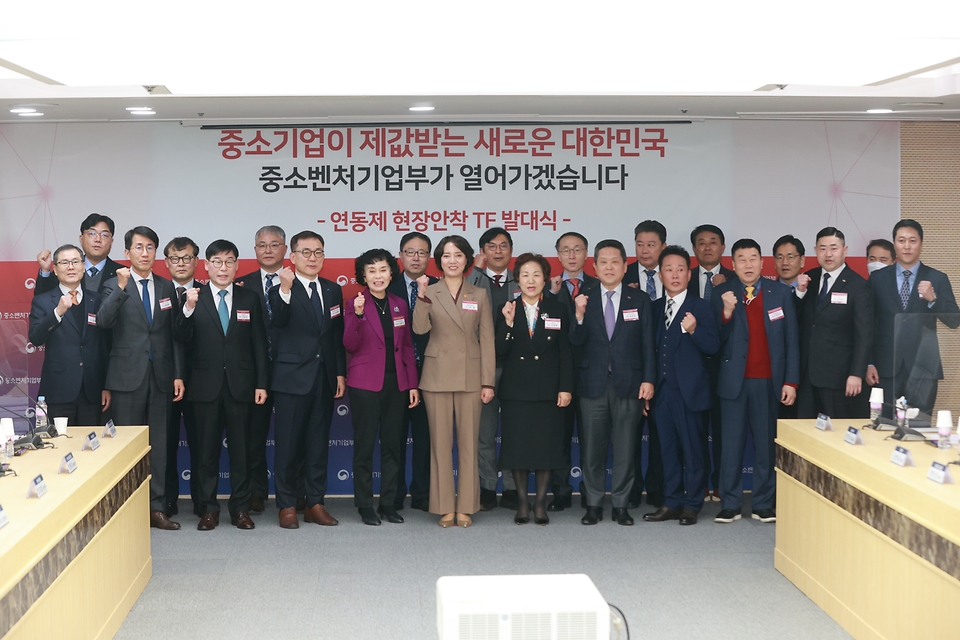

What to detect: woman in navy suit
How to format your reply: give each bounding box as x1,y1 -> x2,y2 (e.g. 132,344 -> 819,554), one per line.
344,249 -> 420,526
497,254 -> 574,525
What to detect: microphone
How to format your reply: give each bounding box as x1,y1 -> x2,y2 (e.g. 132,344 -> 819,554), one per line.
13,432 -> 44,452
0,364 -> 59,436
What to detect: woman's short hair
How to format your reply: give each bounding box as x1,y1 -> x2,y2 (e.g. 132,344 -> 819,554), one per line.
512,253 -> 551,280
354,248 -> 401,286
433,235 -> 474,271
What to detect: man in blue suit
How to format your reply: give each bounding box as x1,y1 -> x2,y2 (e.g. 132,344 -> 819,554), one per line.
28,244 -> 109,426
643,246 -> 719,526
570,239 -> 655,526
865,219 -> 960,415
712,239 -> 799,524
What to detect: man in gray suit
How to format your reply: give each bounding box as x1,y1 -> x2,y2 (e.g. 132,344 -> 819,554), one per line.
467,227 -> 522,510
98,226 -> 185,530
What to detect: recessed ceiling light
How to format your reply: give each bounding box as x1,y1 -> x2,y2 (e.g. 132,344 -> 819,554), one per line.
409,105 -> 435,112
10,107 -> 36,114
130,110 -> 156,115
126,107 -> 150,111
866,108 -> 893,114
19,112 -> 44,117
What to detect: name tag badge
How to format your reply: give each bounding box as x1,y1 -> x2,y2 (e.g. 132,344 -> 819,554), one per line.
890,446 -> 914,467
0,504 -> 8,529
815,413 -> 834,431
236,310 -> 251,322
82,431 -> 101,451
622,309 -> 639,322
831,291 -> 848,305
330,304 -> 341,318
158,297 -> 172,311
59,452 -> 78,474
544,318 -> 562,330
87,313 -> 97,326
393,316 -> 406,328
102,419 -> 117,439
927,461 -> 955,485
27,474 -> 48,499
767,307 -> 785,321
844,426 -> 864,445
462,300 -> 479,312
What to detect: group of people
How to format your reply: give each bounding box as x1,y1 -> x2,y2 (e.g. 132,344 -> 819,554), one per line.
27,212 -> 958,531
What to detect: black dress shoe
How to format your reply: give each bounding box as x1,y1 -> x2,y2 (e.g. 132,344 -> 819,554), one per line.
499,489 -> 520,510
581,506 -> 603,525
480,488 -> 498,511
377,506 -> 404,524
611,507 -> 634,525
249,495 -> 265,514
547,495 -> 571,512
358,507 -> 381,526
679,509 -> 698,525
410,499 -> 430,512
643,506 -> 681,522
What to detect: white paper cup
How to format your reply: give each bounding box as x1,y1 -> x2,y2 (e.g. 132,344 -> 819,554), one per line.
0,417 -> 13,438
869,387 -> 884,404
936,410 -> 952,429
54,416 -> 68,435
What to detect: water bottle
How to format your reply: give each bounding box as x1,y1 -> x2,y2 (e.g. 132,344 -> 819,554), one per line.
4,437 -> 13,460
35,396 -> 48,431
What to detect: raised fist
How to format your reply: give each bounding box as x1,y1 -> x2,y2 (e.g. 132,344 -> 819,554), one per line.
796,273 -> 811,293
184,286 -> 200,311
354,291 -> 365,315
115,267 -> 131,290
278,267 -> 295,293
574,293 -> 589,321
416,274 -> 430,297
55,293 -> 74,317
37,249 -> 53,273
712,273 -> 727,287
680,311 -> 697,334
501,299 -> 516,326
721,290 -> 738,317
549,275 -> 563,294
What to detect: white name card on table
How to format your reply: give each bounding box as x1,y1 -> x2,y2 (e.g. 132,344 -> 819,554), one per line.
82,432 -> 100,451
890,446 -> 915,467
27,474 -> 48,498
844,426 -> 864,445
815,414 -> 834,431
58,452 -> 77,474
102,419 -> 116,439
0,504 -> 8,529
927,462 -> 955,485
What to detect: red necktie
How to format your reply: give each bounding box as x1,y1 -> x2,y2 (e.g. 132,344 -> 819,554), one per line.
493,274 -> 503,287
570,277 -> 581,298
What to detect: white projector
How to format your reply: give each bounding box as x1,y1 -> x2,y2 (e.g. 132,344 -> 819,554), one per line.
437,573 -> 610,640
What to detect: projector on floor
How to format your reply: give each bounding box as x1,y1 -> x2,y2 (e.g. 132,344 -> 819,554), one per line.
437,573 -> 610,640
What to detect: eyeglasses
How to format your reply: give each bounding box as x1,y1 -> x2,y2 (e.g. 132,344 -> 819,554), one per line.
84,230 -> 113,240
256,242 -> 284,251
402,249 -> 430,258
297,249 -> 325,259
132,244 -> 156,254
56,259 -> 83,267
485,242 -> 510,252
775,254 -> 800,261
209,258 -> 238,268
166,255 -> 196,264
558,247 -> 585,256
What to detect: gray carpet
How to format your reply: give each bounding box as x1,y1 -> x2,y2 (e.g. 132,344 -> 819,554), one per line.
116,495 -> 850,640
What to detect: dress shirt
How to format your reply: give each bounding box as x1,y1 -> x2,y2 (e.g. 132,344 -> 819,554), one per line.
53,284 -> 83,322
486,268 -> 508,286
278,272 -> 324,310
699,266 -> 720,298
181,282 -> 233,318
261,268 -> 280,292
130,271 -> 156,308
896,261 -> 936,309
562,271 -> 585,295
641,264 -> 663,299
665,289 -> 688,331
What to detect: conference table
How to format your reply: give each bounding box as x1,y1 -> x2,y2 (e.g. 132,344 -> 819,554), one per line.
775,419 -> 960,640
0,426 -> 151,640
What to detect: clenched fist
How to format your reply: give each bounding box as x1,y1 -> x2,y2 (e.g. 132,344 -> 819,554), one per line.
712,273 -> 727,287
796,273 -> 811,293
354,291 -> 365,316
502,299 -> 516,327
115,267 -> 131,290
918,280 -> 936,302
680,311 -> 696,334
37,249 -> 53,273
183,286 -> 200,311
416,274 -> 430,298
549,275 -> 563,294
55,293 -> 75,317
721,290 -> 738,319
574,293 -> 589,322
278,267 -> 295,293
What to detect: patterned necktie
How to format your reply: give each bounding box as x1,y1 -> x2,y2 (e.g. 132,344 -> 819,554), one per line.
604,290 -> 616,340
745,285 -> 755,302
264,273 -> 276,319
140,279 -> 153,325
645,269 -> 657,300
309,281 -> 324,330
68,290 -> 79,306
410,280 -> 419,361
900,269 -> 912,310
703,270 -> 714,302
493,274 -> 504,288
817,273 -> 831,309
570,277 -> 581,299
665,297 -> 674,329
217,289 -> 229,335
176,286 -> 186,308
88,266 -> 99,278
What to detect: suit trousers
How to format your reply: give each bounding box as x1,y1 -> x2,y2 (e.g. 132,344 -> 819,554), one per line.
630,412 -> 664,506
578,377 -> 642,509
549,396 -> 582,499
719,378 -> 779,512
191,387 -> 253,516
165,398 -> 200,512
422,389 -> 482,515
396,392 -> 431,505
653,386 -> 707,511
111,367 -> 171,511
797,380 -> 868,419
349,372 -> 407,508
272,369 -> 334,510
477,367 -> 515,491
703,354 -> 723,491
247,395 -> 274,499
47,379 -> 101,429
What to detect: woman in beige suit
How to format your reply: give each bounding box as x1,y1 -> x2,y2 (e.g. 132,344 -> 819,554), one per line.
413,235 -> 496,528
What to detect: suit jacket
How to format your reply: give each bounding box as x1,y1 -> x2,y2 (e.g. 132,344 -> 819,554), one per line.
97,273 -> 184,392
387,274 -> 439,373
869,262 -> 960,380
687,264 -> 736,299
344,289 -> 419,393
496,295 -> 574,402
549,273 -> 600,322
268,276 -> 346,395
712,278 -> 800,400
569,285 -> 656,399
173,285 -> 269,403
29,287 -> 107,404
34,257 -> 122,297
412,279 -> 496,392
798,266 -> 874,389
652,294 -> 719,412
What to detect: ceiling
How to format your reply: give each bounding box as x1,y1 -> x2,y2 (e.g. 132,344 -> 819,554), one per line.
2,1 -> 960,125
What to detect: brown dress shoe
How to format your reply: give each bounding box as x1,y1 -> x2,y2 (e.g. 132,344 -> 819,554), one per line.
249,495 -> 265,514
231,512 -> 255,529
150,510 -> 182,530
643,506 -> 681,522
304,503 -> 338,526
197,512 -> 220,531
278,507 -> 299,529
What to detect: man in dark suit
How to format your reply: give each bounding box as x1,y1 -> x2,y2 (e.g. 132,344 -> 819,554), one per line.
546,231 -> 598,511
570,239 -> 655,526
35,213 -> 122,296
644,246 -> 719,526
687,224 -> 736,502
269,231 -> 346,529
387,231 -> 437,512
174,240 -> 269,531
162,237 -> 201,518
712,239 -> 799,525
467,227 -> 522,510
866,219 -> 960,415
28,244 -> 109,426
235,224 -> 288,514
796,227 -> 874,418
97,226 -> 185,531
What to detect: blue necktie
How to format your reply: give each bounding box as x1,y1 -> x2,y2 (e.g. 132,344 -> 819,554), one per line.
140,279 -> 152,325
817,273 -> 831,309
264,273 -> 276,320
88,266 -> 99,278
644,269 -> 657,300
309,281 -> 324,330
900,269 -> 912,310
217,289 -> 229,335
703,270 -> 714,302
410,280 -> 420,361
